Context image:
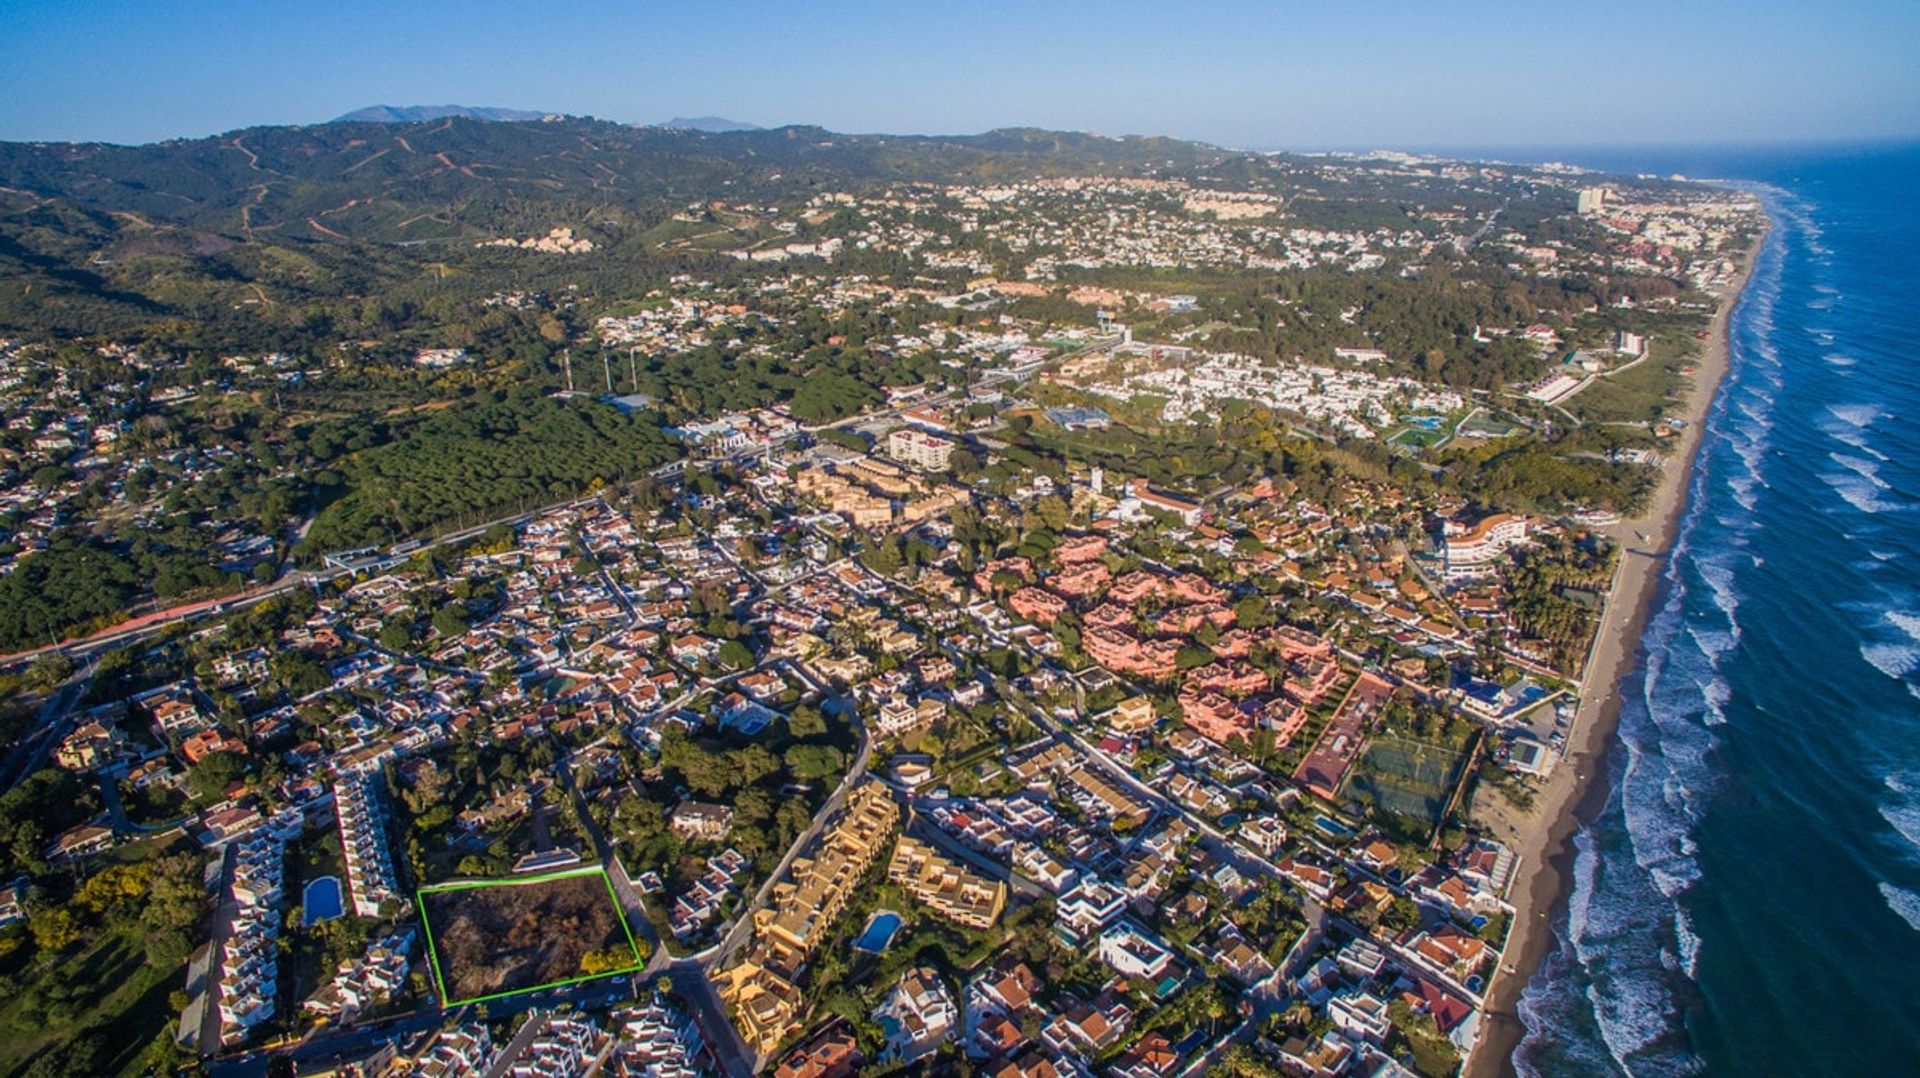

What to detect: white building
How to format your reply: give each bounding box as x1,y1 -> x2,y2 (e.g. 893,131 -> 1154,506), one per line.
875,968 -> 957,1064
1056,878 -> 1127,942
1442,514 -> 1529,579
887,427 -> 956,471
1097,921 -> 1176,980
407,1022 -> 496,1076
1328,991 -> 1394,1045
612,997 -> 705,1077
335,774 -> 402,918
217,833 -> 285,1039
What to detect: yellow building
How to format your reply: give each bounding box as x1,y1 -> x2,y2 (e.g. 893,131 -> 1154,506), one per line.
1106,696 -> 1157,734
887,835 -> 1007,930
717,782 -> 901,1056
711,959 -> 806,1058
753,782 -> 899,977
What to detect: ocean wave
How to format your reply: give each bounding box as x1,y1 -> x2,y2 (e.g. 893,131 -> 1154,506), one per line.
1515,943 -> 1631,1078
1565,822 -> 1599,945
1673,906 -> 1702,979
1700,675 -> 1731,726
1562,804 -> 1709,1076
1828,452 -> 1890,487
1860,642 -> 1920,680
1825,402 -> 1882,429
1888,611 -> 1920,644
1822,470 -> 1900,515
1684,623 -> 1738,665
1881,789 -> 1920,855
1625,612 -> 1719,895
1695,559 -> 1744,637
1816,414 -> 1888,460
1824,352 -> 1858,367
1732,397 -> 1771,426
1728,435 -> 1772,469
1879,883 -> 1920,934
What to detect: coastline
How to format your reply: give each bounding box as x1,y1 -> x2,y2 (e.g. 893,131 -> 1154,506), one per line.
1464,223 -> 1770,1078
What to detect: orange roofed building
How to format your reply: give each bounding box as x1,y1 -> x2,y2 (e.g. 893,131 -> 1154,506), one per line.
1084,628 -> 1181,681
1054,534 -> 1110,565
1009,587 -> 1070,626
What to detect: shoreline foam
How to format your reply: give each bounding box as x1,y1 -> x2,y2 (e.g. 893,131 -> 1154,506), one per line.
1464,221 -> 1771,1078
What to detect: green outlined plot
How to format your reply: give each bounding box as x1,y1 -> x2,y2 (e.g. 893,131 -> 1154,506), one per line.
416,865 -> 644,1007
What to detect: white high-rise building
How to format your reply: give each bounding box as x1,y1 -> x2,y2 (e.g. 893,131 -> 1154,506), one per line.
887,428 -> 954,471
1577,186 -> 1607,215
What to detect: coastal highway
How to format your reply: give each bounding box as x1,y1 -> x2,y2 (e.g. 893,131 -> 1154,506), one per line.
0,493 -> 613,674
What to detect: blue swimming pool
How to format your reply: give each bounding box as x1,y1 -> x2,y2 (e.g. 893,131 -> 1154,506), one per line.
854,911 -> 902,953
1313,815 -> 1353,837
303,875 -> 344,925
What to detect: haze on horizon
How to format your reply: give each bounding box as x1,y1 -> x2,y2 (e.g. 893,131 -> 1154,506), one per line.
1,0 -> 1916,150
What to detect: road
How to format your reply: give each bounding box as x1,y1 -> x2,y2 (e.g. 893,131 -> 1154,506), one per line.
554,756 -> 668,975
0,494 -> 612,672
708,693 -> 872,970
0,669 -> 94,790
1455,200 -> 1510,254
550,680 -> 873,1078
208,976 -> 640,1078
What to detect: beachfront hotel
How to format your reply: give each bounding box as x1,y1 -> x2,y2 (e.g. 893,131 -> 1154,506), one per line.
1441,513 -> 1530,580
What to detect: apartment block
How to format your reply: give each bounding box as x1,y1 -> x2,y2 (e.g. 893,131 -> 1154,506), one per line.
887,835 -> 1007,930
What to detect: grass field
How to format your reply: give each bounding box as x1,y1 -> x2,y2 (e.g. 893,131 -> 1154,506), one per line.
418,865 -> 641,1006
0,925 -> 185,1078
1386,425 -> 1449,451
1568,341 -> 1690,424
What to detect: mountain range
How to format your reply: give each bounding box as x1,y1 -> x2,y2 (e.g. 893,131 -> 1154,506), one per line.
331,106 -> 764,133
331,105 -> 556,124
0,113 -> 1237,334
658,116 -> 762,133
0,115 -> 1227,241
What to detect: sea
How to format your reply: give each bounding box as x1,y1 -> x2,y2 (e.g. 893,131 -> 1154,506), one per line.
1449,142 -> 1920,1075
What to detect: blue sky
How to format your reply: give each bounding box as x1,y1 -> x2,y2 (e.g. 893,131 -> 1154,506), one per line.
1,0 -> 1916,148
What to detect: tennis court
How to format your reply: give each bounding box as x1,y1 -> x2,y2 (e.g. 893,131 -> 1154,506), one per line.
1341,736 -> 1471,826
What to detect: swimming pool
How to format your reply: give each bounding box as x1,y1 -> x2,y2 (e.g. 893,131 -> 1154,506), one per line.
303,875 -> 344,925
1313,815 -> 1353,838
853,911 -> 902,953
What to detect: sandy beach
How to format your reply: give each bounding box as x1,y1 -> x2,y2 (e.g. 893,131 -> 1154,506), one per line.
1463,226 -> 1769,1078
